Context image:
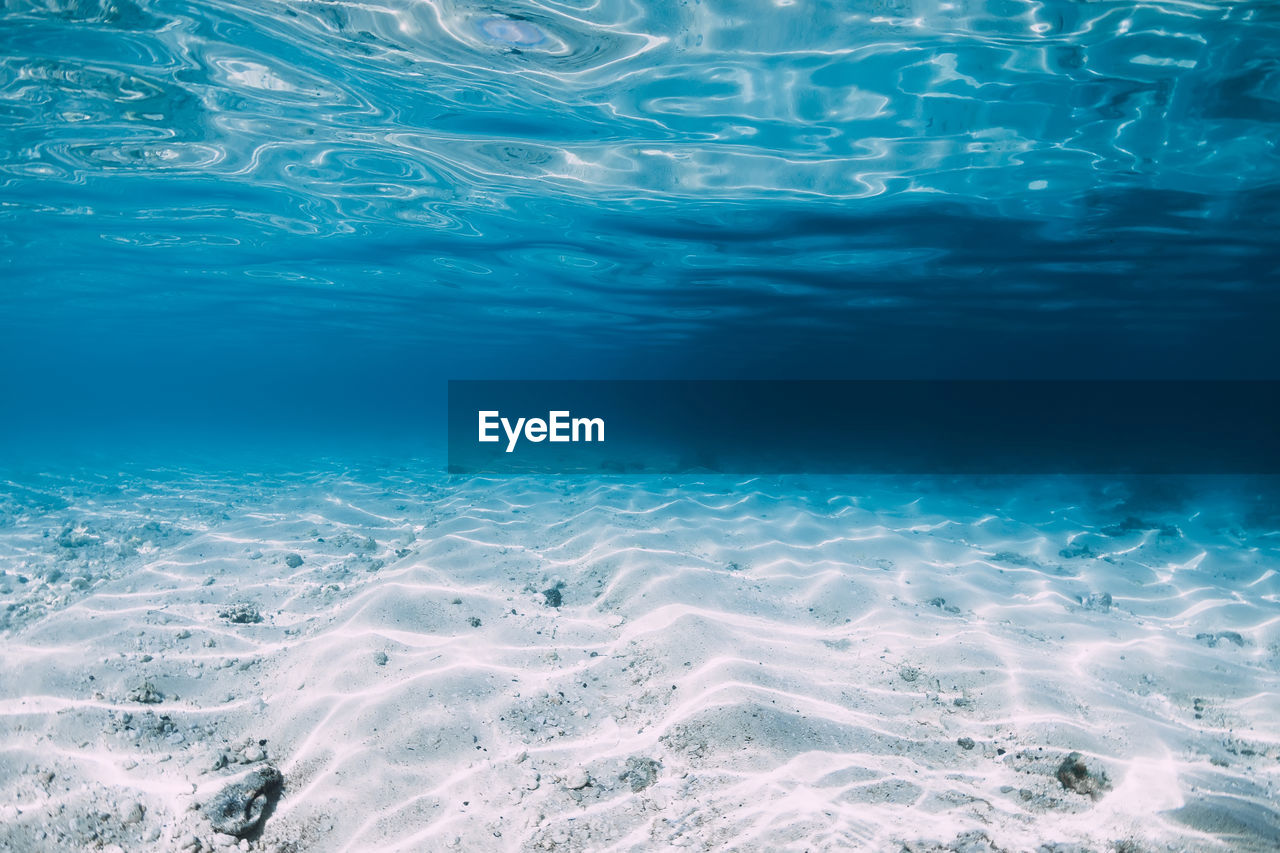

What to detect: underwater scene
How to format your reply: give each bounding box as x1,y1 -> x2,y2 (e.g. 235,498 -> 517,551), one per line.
2,0 -> 1279,851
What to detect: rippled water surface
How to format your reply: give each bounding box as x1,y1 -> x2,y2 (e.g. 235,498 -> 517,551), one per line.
2,0 -> 1279,413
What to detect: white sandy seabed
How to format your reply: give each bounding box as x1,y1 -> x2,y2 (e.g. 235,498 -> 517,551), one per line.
0,466 -> 1278,853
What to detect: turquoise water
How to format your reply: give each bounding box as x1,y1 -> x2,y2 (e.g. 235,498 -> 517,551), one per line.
3,1 -> 1280,457
2,6 -> 1280,849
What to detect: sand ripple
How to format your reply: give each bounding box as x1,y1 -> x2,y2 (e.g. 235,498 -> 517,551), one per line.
1,469 -> 1278,851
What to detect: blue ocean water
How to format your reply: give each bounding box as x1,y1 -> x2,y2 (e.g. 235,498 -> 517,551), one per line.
2,0 -> 1279,458
2,7 -> 1280,850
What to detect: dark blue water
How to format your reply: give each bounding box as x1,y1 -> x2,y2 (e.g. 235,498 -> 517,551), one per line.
2,0 -> 1279,458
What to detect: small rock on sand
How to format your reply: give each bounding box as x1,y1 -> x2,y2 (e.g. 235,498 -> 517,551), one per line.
950,830 -> 1003,852
129,681 -> 164,704
621,756 -> 661,791
373,651 -> 388,666
927,597 -> 962,615
1056,751 -> 1111,800
957,737 -> 976,750
219,605 -> 262,624
562,768 -> 590,790
284,553 -> 304,569
1082,592 -> 1112,612
1196,631 -> 1244,648
206,765 -> 283,838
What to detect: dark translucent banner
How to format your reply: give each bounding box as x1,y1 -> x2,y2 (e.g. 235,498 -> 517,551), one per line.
447,381 -> 1280,475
